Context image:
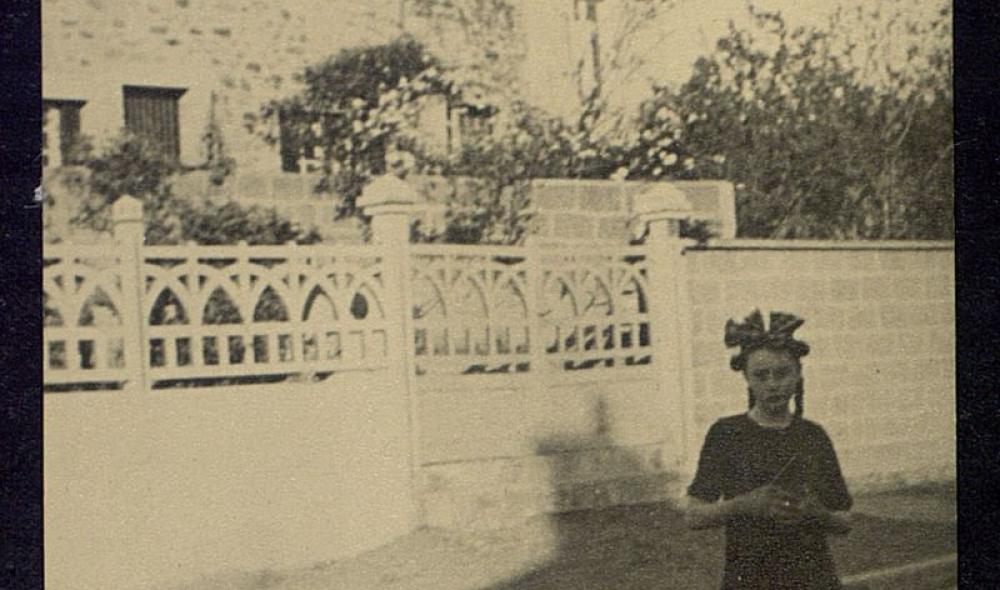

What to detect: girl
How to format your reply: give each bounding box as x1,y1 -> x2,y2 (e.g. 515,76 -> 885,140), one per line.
684,310 -> 853,590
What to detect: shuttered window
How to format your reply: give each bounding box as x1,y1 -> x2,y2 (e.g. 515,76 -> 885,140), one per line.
42,98 -> 86,167
122,85 -> 187,162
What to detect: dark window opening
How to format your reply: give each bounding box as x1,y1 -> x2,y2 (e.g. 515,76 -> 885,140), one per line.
42,98 -> 86,167
123,85 -> 187,162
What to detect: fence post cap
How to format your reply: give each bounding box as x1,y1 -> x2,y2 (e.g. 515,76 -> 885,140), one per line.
633,183 -> 692,221
112,194 -> 143,221
358,175 -> 425,214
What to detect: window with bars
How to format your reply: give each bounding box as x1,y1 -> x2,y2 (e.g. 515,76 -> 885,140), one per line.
122,85 -> 187,162
42,98 -> 86,168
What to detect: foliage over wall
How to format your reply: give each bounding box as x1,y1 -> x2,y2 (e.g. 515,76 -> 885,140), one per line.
626,3 -> 953,239
248,37 -> 450,219
68,132 -> 319,246
263,0 -> 952,244
252,38 -> 635,245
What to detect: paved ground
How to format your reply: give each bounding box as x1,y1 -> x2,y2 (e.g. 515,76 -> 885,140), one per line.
171,483 -> 956,590
852,486 -> 956,524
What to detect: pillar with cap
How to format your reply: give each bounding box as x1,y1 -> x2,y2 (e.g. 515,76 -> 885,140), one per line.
358,174 -> 424,528
112,194 -> 147,392
358,174 -> 425,246
631,182 -> 697,473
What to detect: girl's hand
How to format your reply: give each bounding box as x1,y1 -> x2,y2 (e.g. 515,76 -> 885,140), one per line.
739,484 -> 803,524
799,494 -> 852,535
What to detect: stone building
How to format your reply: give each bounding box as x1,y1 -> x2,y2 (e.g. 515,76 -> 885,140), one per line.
41,0 -> 733,244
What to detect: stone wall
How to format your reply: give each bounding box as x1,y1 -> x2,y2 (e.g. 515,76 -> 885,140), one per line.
42,0 -> 391,171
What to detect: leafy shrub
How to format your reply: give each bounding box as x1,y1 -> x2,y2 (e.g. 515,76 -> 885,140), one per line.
71,131 -> 319,245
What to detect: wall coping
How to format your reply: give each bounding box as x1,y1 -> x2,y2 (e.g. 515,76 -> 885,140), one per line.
695,239 -> 954,252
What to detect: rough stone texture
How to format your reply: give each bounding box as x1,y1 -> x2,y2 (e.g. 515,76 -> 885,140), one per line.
43,0 -> 388,171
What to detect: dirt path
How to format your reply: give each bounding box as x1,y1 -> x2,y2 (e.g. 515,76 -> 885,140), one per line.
170,486 -> 956,590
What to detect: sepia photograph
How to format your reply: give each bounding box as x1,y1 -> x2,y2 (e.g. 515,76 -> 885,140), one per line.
39,0 -> 955,588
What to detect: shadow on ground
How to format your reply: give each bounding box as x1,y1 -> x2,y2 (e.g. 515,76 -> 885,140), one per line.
482,401 -> 956,590
164,395 -> 955,590
484,502 -> 724,590
484,396 -> 720,590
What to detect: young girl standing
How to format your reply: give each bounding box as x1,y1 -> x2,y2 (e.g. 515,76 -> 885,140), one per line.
684,310 -> 853,590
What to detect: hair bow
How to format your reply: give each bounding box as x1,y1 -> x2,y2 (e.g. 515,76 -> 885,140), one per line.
724,309 -> 809,370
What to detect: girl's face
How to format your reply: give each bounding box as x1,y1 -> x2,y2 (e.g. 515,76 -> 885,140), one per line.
743,347 -> 801,417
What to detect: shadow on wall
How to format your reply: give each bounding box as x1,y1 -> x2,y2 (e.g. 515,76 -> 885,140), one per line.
484,398 -> 717,590
538,398 -> 674,513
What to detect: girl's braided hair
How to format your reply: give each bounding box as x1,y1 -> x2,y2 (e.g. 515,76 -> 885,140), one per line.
724,309 -> 810,416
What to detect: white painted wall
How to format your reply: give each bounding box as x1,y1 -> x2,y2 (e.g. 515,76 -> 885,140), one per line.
44,373 -> 415,590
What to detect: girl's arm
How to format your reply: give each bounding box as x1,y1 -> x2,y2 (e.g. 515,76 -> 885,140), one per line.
683,484 -> 802,530
683,495 -> 744,530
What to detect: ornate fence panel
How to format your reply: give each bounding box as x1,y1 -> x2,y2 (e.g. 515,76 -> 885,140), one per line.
44,238 -> 654,389
43,245 -> 129,385
409,244 -> 652,376
43,242 -> 390,390
142,244 -> 390,383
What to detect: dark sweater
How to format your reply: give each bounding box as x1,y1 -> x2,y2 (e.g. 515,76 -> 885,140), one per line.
688,413 -> 853,590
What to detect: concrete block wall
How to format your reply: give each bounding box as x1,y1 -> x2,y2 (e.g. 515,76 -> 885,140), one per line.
408,176 -> 736,244
528,179 -> 735,243
44,374 -> 415,590
682,243 -> 955,492
44,171 -> 736,246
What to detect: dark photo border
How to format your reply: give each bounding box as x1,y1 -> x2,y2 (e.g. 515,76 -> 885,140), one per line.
2,1 -> 998,588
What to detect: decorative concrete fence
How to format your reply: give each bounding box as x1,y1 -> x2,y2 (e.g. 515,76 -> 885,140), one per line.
43,177 -> 955,590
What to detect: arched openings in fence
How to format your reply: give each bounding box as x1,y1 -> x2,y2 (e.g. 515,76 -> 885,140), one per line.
408,245 -> 651,376
43,241 -> 652,389
137,249 -> 389,383
410,249 -> 532,375
535,250 -> 651,372
42,250 -> 128,384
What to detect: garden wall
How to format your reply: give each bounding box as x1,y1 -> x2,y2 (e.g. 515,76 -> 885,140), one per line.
412,241 -> 955,532
414,370 -> 683,531
42,183 -> 954,589
44,373 -> 415,590
43,169 -> 736,245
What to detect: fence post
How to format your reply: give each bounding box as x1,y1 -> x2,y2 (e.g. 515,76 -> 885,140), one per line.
633,184 -> 695,474
358,174 -> 424,528
522,236 -> 548,375
113,195 -> 147,393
